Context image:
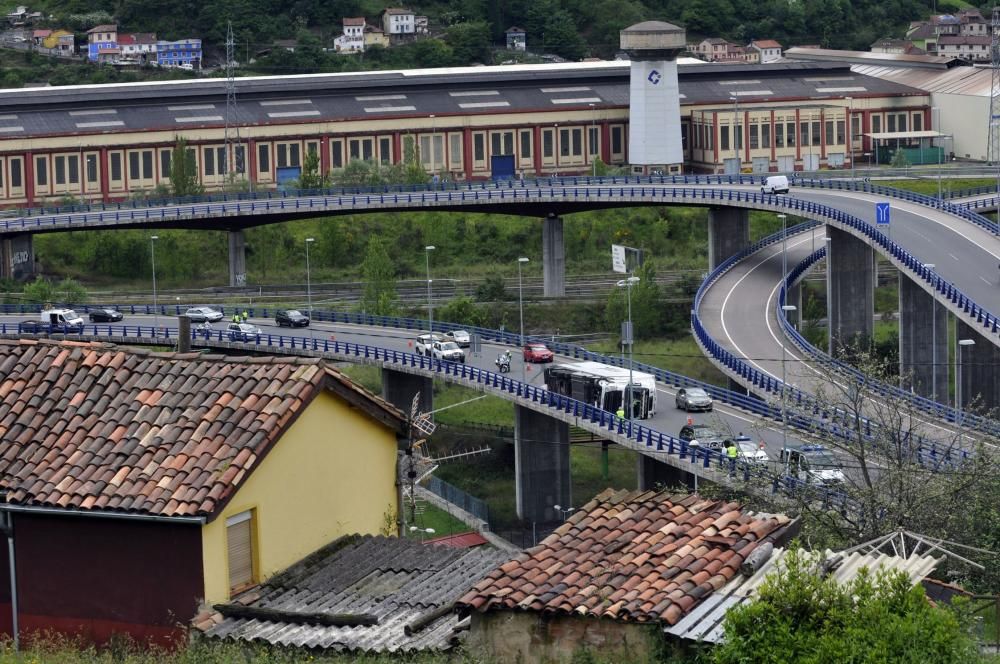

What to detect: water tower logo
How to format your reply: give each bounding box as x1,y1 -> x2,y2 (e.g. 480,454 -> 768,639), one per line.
647,69 -> 661,85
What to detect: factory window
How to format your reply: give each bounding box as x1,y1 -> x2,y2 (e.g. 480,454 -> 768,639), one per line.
762,123 -> 771,149
887,114 -> 896,133
449,134 -> 462,169
84,150 -> 99,191
912,114 -> 922,131
588,126 -> 599,157
306,141 -> 319,159
749,124 -> 759,150
54,156 -> 65,186
348,138 -> 374,162
799,122 -> 809,147
473,132 -> 486,169
35,156 -> 48,189
542,129 -> 555,165
775,123 -> 784,148
720,125 -> 730,152
258,144 -> 271,173
160,150 -> 171,178
143,150 -> 154,179
851,116 -> 861,140
0,157 -> 5,191
786,122 -> 795,147
872,115 -> 882,134
825,121 -> 834,145
109,151 -> 123,187
836,121 -> 845,145
520,130 -> 532,160
129,151 -> 141,180
611,126 -> 624,157
330,139 -> 343,169
898,114 -> 907,132
203,147 -> 215,176
276,142 -> 301,169
420,134 -> 444,169
234,145 -> 245,174
8,157 -> 22,194
379,137 -> 392,164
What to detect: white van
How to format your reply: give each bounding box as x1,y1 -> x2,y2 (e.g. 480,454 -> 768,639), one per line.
761,175 -> 790,194
41,308 -> 84,328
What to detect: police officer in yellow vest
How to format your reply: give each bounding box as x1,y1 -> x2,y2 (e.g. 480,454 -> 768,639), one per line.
726,439 -> 739,475
616,405 -> 625,419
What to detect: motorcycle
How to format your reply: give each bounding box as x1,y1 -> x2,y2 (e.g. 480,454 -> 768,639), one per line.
196,321 -> 215,336
495,351 -> 512,374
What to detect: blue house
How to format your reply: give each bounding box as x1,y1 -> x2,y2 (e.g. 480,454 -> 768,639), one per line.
156,39 -> 202,68
86,24 -> 118,63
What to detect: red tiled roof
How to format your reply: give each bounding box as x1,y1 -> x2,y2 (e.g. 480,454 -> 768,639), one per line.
751,39 -> 782,49
343,17 -> 365,26
424,531 -> 489,548
117,34 -> 136,45
0,340 -> 404,519
457,489 -> 791,625
86,24 -> 117,34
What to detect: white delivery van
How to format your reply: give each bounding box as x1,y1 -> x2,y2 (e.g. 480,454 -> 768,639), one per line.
41,308 -> 84,328
761,175 -> 790,194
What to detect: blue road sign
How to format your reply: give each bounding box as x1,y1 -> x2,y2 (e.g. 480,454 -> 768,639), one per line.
875,202 -> 891,225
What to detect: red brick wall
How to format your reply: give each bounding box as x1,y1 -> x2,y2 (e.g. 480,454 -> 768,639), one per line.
0,511 -> 204,647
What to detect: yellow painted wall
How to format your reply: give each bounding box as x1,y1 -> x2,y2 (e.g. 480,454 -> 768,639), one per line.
200,390 -> 399,604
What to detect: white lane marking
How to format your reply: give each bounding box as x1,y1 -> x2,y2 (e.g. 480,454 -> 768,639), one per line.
982,276 -> 992,285
949,253 -> 959,261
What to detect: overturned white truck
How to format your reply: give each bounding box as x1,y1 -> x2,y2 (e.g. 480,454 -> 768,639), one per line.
544,361 -> 657,419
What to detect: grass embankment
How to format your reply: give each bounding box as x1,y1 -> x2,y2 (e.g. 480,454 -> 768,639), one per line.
880,177 -> 996,197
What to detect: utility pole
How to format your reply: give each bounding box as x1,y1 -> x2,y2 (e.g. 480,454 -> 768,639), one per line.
224,22 -> 243,185
990,6 -> 1000,211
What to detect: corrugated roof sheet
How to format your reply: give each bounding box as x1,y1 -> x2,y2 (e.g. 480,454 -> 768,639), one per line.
201,534 -> 511,652
851,61 -> 992,96
666,546 -> 940,643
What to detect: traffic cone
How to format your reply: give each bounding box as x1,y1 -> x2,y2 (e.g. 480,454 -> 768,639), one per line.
687,417 -> 693,426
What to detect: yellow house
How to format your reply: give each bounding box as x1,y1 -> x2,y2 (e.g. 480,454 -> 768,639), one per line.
365,25 -> 390,49
42,29 -> 73,49
0,339 -> 405,645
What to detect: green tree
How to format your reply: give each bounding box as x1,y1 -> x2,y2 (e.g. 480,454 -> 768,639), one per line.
436,296 -> 485,327
890,148 -> 911,169
169,137 -> 203,197
711,547 -> 982,664
360,236 -> 398,316
604,260 -> 663,340
445,21 -> 492,64
23,276 -> 87,305
401,136 -> 428,185
298,149 -> 329,190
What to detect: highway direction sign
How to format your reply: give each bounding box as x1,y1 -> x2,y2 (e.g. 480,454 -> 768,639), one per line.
875,202 -> 891,225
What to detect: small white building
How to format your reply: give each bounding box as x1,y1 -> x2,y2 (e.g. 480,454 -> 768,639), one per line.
506,26 -> 526,52
334,17 -> 365,53
749,39 -> 783,63
382,7 -> 415,40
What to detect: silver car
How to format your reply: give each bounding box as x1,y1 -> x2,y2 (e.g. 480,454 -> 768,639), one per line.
676,387 -> 713,412
184,306 -> 224,323
432,340 -> 465,363
445,330 -> 471,347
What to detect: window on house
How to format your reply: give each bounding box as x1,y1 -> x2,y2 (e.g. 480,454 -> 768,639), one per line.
226,510 -> 255,593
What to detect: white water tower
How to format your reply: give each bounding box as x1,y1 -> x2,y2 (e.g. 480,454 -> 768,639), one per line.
620,21 -> 686,173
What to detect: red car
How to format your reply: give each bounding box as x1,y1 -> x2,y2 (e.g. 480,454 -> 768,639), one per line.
523,343 -> 554,363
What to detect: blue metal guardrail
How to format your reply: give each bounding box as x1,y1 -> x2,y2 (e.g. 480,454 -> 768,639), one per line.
689,207 -> 981,467
2,322 -> 851,509
424,476 -> 490,524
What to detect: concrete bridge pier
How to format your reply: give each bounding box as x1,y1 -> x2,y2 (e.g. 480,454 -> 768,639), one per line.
899,277 -> 948,401
637,455 -> 695,491
707,207 -> 750,270
542,214 -> 565,297
956,320 -> 1000,412
228,229 -> 247,288
381,369 -> 433,417
1,234 -> 34,281
826,226 -> 874,357
514,405 -> 570,523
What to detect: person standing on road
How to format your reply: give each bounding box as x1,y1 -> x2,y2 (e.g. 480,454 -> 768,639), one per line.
242,310 -> 249,322
231,312 -> 240,324
726,440 -> 739,476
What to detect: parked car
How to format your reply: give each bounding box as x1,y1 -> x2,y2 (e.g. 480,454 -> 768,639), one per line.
679,423 -> 725,450
675,387 -> 713,412
185,306 -> 224,323
523,343 -> 554,363
414,333 -> 441,356
227,322 -> 263,341
89,307 -> 124,323
275,309 -> 310,327
19,320 -> 48,334
445,330 -> 471,347
432,340 -> 465,362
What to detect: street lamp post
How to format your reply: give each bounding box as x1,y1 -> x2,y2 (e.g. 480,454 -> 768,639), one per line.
518,257 -> 529,381
589,103 -> 597,177
933,107 -> 942,199
925,263 -> 938,402
425,245 -> 436,335
780,304 -> 796,455
553,504 -> 575,522
729,95 -> 740,173
149,236 -> 159,336
617,276 -> 640,419
845,96 -> 853,179
305,237 -> 315,341
957,338 -> 975,425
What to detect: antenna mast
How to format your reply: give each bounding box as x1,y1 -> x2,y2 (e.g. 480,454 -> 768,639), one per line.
224,21 -> 243,181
